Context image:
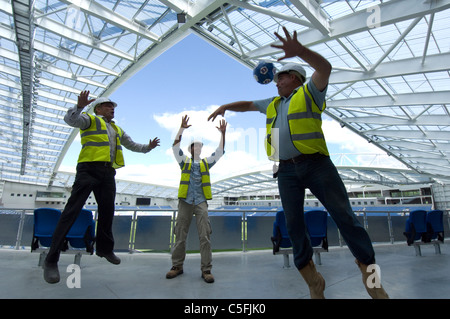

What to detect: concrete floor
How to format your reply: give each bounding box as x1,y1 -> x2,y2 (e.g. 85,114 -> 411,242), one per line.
0,242 -> 449,300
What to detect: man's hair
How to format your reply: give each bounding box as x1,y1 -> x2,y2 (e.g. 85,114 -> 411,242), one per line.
189,142 -> 203,155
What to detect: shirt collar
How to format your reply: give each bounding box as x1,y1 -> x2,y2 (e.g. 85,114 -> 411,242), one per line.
281,85 -> 302,101
98,114 -> 115,124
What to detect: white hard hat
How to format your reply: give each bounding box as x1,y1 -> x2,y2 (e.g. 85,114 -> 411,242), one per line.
274,63 -> 307,83
189,140 -> 204,148
90,97 -> 117,111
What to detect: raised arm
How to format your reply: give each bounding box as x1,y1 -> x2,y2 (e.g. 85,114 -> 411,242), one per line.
77,90 -> 96,110
271,27 -> 332,91
173,114 -> 192,146
64,90 -> 95,129
216,119 -> 227,151
207,101 -> 258,122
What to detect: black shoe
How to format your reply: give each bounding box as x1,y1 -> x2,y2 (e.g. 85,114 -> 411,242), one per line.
43,261 -> 60,284
96,251 -> 121,265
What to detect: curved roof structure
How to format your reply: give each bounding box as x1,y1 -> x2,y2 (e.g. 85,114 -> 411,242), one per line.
1,0 -> 450,190
210,165 -> 435,196
48,164 -> 433,199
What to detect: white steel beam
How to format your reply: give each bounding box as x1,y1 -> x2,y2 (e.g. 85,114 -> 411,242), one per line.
33,40 -> 119,76
35,16 -> 135,61
343,114 -> 450,126
245,0 -> 450,59
329,52 -> 450,85
60,0 -> 160,42
227,0 -> 313,28
364,130 -> 450,141
328,91 -> 450,108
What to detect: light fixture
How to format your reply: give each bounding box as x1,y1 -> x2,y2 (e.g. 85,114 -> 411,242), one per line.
177,13 -> 186,24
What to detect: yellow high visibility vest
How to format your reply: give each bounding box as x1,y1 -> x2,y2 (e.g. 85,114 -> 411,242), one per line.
78,113 -> 125,169
178,157 -> 212,200
265,84 -> 329,160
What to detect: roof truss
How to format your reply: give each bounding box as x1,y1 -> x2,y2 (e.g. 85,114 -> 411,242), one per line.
1,0 -> 449,191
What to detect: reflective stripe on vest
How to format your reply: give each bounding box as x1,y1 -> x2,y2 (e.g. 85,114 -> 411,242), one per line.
265,84 -> 329,160
78,113 -> 125,169
178,156 -> 212,200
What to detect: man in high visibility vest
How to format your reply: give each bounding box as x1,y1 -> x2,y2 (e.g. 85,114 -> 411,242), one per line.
208,28 -> 389,298
167,115 -> 226,283
43,90 -> 160,284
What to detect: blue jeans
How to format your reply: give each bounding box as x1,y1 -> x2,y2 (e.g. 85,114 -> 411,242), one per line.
277,154 -> 375,270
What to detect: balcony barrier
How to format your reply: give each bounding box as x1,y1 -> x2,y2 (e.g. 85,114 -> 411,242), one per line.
1,207 -> 449,253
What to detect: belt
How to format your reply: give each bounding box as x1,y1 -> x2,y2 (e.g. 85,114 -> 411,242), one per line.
279,153 -> 324,165
83,161 -> 113,167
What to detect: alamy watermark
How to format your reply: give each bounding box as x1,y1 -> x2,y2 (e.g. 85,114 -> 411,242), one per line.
366,4 -> 381,29
173,126 -> 277,164
365,263 -> 382,289
66,264 -> 81,288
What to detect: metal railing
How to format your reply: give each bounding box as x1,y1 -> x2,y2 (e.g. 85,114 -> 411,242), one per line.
1,207 -> 448,253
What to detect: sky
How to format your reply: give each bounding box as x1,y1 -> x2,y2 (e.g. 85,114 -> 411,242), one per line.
59,33 -> 404,188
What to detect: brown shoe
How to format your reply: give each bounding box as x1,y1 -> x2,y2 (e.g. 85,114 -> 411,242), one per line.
166,266 -> 183,279
202,270 -> 215,283
298,259 -> 325,299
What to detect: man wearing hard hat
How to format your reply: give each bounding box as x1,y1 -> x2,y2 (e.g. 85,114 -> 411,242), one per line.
208,27 -> 389,299
43,90 -> 160,284
167,115 -> 226,283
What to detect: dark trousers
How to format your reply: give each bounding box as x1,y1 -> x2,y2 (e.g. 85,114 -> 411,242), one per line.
277,154 -> 375,270
45,162 -> 117,263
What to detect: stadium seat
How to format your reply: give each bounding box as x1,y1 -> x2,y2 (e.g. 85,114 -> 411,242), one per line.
65,209 -> 96,254
426,210 -> 444,242
403,209 -> 428,245
271,209 -> 291,253
305,210 -> 328,250
271,209 -> 329,267
31,208 -> 61,251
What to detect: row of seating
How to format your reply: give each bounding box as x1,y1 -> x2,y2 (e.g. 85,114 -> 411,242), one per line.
271,210 -> 328,267
31,208 -> 96,265
403,209 -> 445,256
271,208 -> 446,266
30,207 -> 445,267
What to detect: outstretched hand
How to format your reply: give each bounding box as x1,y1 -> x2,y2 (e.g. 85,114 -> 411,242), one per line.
271,27 -> 305,61
207,106 -> 226,122
216,119 -> 227,134
149,137 -> 160,150
77,90 -> 96,109
181,114 -> 192,129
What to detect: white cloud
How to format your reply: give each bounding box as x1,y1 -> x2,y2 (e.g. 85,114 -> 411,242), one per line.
322,119 -> 377,153
210,151 -> 272,182
64,108 -> 406,187
153,106 -> 239,147
147,108 -> 272,185
59,164 -> 76,174
115,161 -> 180,187
322,119 -> 406,169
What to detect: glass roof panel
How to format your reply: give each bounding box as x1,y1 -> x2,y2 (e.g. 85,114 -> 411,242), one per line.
1,0 -> 449,197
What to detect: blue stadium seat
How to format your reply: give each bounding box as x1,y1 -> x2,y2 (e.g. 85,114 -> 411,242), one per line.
31,208 -> 61,250
426,210 -> 444,242
305,210 -> 328,250
403,209 -> 429,245
271,209 -> 329,252
65,209 -> 96,254
271,209 -> 292,253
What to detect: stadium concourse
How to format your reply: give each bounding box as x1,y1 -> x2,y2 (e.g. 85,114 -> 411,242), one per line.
1,242 -> 450,300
